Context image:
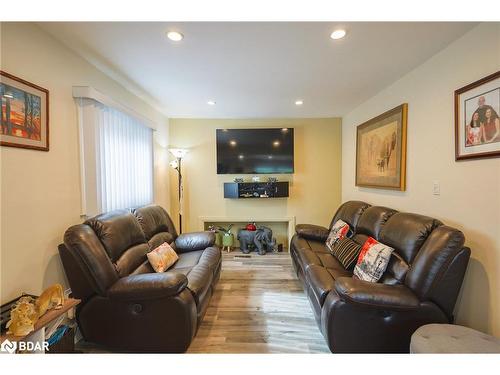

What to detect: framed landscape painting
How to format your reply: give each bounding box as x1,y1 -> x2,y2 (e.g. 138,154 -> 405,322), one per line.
356,104 -> 407,191
455,71 -> 500,161
0,71 -> 49,151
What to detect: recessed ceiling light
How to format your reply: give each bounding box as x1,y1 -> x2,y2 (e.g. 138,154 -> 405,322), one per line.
166,31 -> 183,42
238,154 -> 244,159
207,100 -> 216,106
330,29 -> 346,40
273,140 -> 281,147
295,100 -> 304,106
229,140 -> 237,147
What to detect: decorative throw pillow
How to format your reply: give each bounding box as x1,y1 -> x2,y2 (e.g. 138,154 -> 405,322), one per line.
147,242 -> 178,273
326,219 -> 352,251
331,237 -> 362,270
353,237 -> 394,282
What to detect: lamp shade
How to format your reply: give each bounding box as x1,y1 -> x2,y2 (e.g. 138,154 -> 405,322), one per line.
168,148 -> 189,159
169,159 -> 179,169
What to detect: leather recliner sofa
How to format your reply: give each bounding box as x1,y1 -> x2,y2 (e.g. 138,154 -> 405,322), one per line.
291,201 -> 471,353
58,205 -> 221,353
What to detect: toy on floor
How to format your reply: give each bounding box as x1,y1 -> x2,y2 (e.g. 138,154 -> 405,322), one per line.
6,284 -> 65,336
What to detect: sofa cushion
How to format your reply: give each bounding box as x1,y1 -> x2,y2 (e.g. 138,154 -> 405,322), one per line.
86,210 -> 147,262
326,219 -> 352,251
171,250 -> 203,269
306,265 -> 335,306
133,205 -> 178,240
306,264 -> 351,306
297,248 -> 323,269
148,232 -> 175,252
329,201 -> 370,231
147,242 -> 179,273
379,212 -> 442,264
354,237 -> 394,283
330,237 -> 363,270
356,206 -> 397,240
115,243 -> 150,277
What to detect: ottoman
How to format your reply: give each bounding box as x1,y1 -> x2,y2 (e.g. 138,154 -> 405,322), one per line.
410,324 -> 500,353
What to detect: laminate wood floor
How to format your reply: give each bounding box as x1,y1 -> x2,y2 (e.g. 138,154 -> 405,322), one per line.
76,251 -> 330,353
187,251 -> 330,353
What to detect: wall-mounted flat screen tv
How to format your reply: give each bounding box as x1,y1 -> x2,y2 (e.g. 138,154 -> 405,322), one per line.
216,128 -> 294,174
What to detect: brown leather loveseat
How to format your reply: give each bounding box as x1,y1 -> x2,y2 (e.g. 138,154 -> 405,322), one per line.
291,201 -> 470,353
58,205 -> 221,352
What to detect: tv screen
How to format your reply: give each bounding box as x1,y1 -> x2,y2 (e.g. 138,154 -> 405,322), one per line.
216,128 -> 294,174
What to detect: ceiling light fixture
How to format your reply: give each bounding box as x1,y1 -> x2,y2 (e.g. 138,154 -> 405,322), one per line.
207,100 -> 216,106
330,29 -> 346,40
3,93 -> 14,99
166,31 -> 184,42
273,141 -> 281,147
229,140 -> 237,147
295,100 -> 304,106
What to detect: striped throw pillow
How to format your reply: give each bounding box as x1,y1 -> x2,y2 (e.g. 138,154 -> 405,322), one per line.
331,237 -> 362,270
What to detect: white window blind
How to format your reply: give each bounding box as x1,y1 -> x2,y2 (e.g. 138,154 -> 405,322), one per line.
76,95 -> 154,217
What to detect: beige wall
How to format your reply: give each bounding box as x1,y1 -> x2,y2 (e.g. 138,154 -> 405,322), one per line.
168,118 -> 342,242
342,23 -> 500,336
0,23 -> 170,303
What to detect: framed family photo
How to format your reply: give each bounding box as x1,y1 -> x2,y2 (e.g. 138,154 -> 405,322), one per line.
455,71 -> 500,161
356,104 -> 407,191
0,70 -> 49,151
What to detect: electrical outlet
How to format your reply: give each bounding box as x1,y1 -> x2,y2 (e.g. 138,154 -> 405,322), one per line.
433,181 -> 440,195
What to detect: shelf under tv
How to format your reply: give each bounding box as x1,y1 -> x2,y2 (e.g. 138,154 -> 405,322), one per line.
223,181 -> 289,199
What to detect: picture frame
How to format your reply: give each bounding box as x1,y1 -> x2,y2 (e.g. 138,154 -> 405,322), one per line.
455,71 -> 500,161
1,70 -> 49,151
355,103 -> 407,191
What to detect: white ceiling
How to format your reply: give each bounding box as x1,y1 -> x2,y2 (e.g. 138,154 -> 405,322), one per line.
39,22 -> 476,118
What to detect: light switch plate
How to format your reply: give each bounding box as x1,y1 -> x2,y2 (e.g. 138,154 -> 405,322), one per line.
433,181 -> 440,195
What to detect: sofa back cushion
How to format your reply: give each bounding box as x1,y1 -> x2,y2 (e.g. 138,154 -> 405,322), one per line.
330,201 -> 370,231
378,212 -> 443,265
133,205 -> 178,249
85,210 -> 149,277
356,206 -> 397,239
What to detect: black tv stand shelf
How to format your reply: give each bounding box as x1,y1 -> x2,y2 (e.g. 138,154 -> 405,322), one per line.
224,181 -> 289,199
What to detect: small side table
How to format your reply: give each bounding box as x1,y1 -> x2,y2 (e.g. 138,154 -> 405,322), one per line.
0,298 -> 80,354
410,324 -> 500,353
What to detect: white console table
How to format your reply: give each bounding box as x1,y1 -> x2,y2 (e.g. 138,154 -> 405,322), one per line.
198,216 -> 296,252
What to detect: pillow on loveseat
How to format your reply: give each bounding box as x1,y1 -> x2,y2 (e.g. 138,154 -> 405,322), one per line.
330,237 -> 362,270
326,219 -> 352,251
147,242 -> 179,273
353,237 -> 394,282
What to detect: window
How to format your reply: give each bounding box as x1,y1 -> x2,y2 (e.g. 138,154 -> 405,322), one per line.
75,88 -> 154,216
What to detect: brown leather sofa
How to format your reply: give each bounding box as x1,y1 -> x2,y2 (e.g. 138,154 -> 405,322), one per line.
58,205 -> 221,352
291,201 -> 470,353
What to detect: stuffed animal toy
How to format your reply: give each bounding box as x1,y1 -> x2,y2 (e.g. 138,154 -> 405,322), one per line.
6,284 -> 65,337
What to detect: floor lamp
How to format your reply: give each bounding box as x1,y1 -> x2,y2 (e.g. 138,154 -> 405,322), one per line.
169,148 -> 189,234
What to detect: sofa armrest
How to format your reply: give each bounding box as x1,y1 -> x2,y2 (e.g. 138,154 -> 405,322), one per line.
334,277 -> 420,311
295,224 -> 329,242
175,231 -> 215,253
107,272 -> 188,301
